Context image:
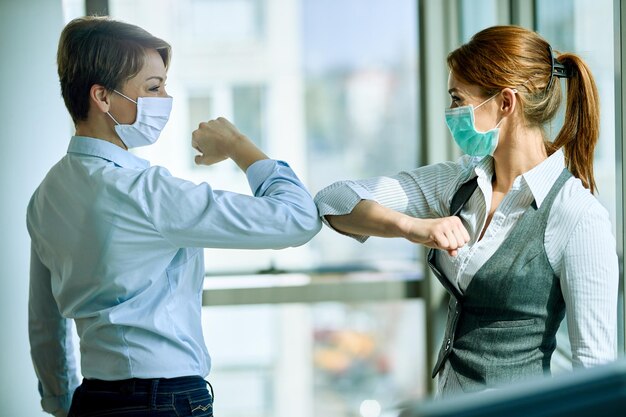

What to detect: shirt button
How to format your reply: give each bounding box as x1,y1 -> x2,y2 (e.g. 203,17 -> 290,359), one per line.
445,339 -> 451,351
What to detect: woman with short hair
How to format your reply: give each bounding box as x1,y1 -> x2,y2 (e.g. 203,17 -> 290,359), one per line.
28,16 -> 321,417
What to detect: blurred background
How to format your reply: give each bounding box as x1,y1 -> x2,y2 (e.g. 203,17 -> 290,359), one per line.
0,0 -> 623,416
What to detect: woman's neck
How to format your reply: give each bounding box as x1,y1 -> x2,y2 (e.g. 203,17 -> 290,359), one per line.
75,117 -> 128,150
492,125 -> 547,192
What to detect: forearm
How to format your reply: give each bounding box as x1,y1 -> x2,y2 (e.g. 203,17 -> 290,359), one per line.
326,199 -> 409,238
229,134 -> 269,172
315,162 -> 470,254
325,199 -> 469,255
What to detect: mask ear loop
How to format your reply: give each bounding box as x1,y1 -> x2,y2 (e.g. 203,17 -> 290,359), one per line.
474,93 -> 497,111
107,90 -> 138,125
473,85 -> 517,111
106,112 -> 121,125
114,89 -> 138,104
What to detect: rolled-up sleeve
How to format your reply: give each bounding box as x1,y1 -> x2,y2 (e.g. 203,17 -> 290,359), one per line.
143,159 -> 321,249
29,244 -> 79,416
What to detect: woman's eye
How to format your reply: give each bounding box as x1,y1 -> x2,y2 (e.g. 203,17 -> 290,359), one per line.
148,83 -> 167,93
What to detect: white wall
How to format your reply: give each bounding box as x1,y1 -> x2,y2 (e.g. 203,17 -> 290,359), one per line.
0,0 -> 70,415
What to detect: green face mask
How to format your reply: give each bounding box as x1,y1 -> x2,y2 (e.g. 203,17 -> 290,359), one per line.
445,94 -> 500,157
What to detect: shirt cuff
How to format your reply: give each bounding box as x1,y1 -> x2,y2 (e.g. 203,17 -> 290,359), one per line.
246,159 -> 297,196
314,181 -> 375,243
41,392 -> 74,417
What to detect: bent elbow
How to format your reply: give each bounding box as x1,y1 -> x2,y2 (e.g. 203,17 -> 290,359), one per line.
275,202 -> 322,248
292,215 -> 323,247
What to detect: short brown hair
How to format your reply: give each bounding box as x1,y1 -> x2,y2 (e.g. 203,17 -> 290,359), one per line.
57,16 -> 171,124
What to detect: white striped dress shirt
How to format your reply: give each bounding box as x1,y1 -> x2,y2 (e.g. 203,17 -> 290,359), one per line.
314,149 -> 618,371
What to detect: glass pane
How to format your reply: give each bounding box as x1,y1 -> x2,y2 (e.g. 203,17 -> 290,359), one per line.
233,85 -> 266,149
459,0 -> 500,42
302,0 -> 419,270
109,0 -> 419,274
536,0 -> 621,354
190,0 -> 263,41
108,2 -> 424,416
536,0 -> 616,229
202,300 -> 426,417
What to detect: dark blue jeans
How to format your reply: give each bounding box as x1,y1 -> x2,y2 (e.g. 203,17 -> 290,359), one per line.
68,376 -> 213,417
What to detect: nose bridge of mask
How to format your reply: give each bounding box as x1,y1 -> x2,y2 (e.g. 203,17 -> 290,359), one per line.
136,96 -> 173,118
446,105 -> 475,131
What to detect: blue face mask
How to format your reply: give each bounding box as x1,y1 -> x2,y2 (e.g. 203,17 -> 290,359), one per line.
445,94 -> 500,157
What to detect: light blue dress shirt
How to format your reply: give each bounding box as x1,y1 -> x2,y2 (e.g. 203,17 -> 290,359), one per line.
27,136 -> 321,416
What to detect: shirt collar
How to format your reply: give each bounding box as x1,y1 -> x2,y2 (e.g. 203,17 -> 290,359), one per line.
522,149 -> 565,208
472,149 -> 565,208
67,136 -> 150,170
473,155 -> 494,183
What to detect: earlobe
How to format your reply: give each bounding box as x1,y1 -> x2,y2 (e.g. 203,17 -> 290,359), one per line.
90,84 -> 111,113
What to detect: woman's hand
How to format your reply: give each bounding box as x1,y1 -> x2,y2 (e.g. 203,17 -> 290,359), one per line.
401,216 -> 470,256
192,117 -> 268,171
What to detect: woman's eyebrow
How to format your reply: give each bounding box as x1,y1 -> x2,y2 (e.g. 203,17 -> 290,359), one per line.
145,76 -> 165,82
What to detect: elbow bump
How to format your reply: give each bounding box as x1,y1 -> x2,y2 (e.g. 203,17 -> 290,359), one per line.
293,216 -> 323,247
283,210 -> 322,247
301,218 -> 323,244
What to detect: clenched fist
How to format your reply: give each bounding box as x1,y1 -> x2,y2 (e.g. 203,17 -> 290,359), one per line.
191,117 -> 268,171
403,216 -> 470,256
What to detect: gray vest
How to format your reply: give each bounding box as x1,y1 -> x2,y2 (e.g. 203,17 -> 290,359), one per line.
428,168 -> 571,393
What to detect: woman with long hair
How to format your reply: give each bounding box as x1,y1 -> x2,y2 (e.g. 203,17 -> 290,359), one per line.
314,25 -> 618,396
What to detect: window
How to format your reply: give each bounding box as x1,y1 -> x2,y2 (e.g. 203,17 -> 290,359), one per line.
536,0 -> 622,356
109,1 -> 422,416
303,0 -> 418,270
459,0 -> 501,41
203,300 -> 425,417
111,0 -> 419,274
536,0 -> 616,229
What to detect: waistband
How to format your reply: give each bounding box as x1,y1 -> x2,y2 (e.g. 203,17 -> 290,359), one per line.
82,376 -> 211,395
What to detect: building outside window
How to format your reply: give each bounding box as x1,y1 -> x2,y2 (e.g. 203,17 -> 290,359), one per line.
107,1 -> 422,416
